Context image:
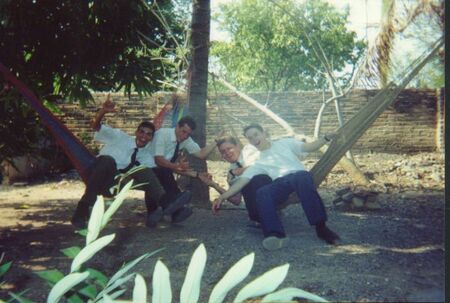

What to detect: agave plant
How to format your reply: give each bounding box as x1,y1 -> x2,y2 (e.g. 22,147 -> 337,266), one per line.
24,178 -> 328,303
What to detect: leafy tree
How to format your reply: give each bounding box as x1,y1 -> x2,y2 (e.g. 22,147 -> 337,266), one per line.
0,0 -> 181,167
211,0 -> 365,92
0,0 -> 182,103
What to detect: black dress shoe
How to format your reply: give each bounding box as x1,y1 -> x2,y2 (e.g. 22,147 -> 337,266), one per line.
316,224 -> 340,244
146,207 -> 163,228
171,207 -> 193,223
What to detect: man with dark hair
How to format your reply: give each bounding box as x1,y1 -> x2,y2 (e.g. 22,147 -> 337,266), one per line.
71,95 -> 190,229
150,115 -> 222,223
212,123 -> 340,251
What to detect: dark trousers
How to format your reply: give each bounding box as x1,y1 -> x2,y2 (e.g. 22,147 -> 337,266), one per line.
255,170 -> 327,237
75,156 -> 165,217
151,166 -> 181,209
241,174 -> 272,222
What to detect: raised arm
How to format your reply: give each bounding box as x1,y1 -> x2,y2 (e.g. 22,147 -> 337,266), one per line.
91,94 -> 117,131
192,130 -> 225,160
302,133 -> 336,152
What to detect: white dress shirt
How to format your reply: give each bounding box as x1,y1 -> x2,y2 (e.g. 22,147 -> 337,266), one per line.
228,144 -> 260,185
150,127 -> 201,160
95,124 -> 155,169
242,138 -> 307,181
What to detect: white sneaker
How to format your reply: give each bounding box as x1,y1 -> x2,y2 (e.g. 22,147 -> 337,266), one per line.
262,236 -> 289,251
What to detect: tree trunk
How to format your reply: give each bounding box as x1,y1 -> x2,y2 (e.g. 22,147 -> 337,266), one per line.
187,0 -> 210,206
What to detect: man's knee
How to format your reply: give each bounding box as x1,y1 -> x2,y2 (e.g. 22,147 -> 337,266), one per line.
96,155 -> 116,167
294,170 -> 314,184
250,174 -> 272,186
89,156 -> 117,177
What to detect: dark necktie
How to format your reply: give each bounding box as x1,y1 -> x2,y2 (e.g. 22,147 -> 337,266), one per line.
121,147 -> 139,172
170,142 -> 180,163
236,161 -> 242,168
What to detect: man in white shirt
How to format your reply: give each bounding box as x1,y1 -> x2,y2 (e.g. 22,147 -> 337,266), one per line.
150,116 -> 221,223
71,96 -> 191,229
212,123 -> 340,251
215,136 -> 272,224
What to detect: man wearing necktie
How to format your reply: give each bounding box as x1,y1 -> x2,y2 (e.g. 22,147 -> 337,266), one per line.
71,96 -> 191,228
150,116 -> 223,223
214,136 -> 273,225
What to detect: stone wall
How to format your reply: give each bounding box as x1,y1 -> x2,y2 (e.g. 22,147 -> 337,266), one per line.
56,89 -> 442,154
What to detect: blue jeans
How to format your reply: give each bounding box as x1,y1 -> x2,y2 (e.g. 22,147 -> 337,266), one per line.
255,170 -> 327,237
241,174 -> 272,222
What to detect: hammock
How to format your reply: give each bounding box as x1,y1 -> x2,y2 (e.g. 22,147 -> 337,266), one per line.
310,37 -> 443,186
0,62 -> 95,184
0,61 -> 190,184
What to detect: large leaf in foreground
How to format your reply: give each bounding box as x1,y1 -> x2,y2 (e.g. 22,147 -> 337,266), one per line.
234,263 -> 289,303
261,287 -> 329,302
208,253 -> 255,303
71,234 -> 115,273
152,260 -> 172,303
47,272 -> 89,303
180,244 -> 207,303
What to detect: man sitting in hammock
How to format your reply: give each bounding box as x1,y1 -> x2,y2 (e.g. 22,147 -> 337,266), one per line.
71,95 -> 191,229
213,136 -> 268,226
212,123 -> 340,251
149,116 -> 223,224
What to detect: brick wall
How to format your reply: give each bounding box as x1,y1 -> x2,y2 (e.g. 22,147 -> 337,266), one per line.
56,89 -> 442,154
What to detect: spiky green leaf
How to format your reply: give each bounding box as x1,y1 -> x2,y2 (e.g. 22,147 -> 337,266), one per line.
234,264 -> 290,303
180,244 -> 207,303
132,274 -> 147,303
152,260 -> 172,303
47,272 -> 89,303
101,180 -> 134,229
71,234 -> 116,273
86,196 -> 105,245
208,253 -> 255,303
261,287 -> 329,302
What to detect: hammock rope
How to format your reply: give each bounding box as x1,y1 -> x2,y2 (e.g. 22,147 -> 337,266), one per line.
0,62 -> 95,184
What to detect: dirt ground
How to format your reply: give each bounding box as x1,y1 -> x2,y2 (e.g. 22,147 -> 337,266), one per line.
0,152 -> 445,302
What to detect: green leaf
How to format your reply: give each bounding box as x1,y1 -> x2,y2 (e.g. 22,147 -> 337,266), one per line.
60,247 -> 82,259
0,261 -> 12,277
86,196 -> 105,246
101,180 -> 134,229
47,272 -> 90,303
234,263 -> 290,303
66,293 -> 84,303
78,284 -> 98,299
152,260 -> 172,303
208,253 -> 255,303
75,229 -> 88,237
97,273 -> 134,299
7,292 -> 34,303
106,248 -> 163,288
42,100 -> 62,114
35,269 -> 64,284
261,287 -> 329,302
103,288 -> 127,300
132,274 -> 147,303
71,234 -> 116,273
86,268 -> 108,288
180,244 -> 207,303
